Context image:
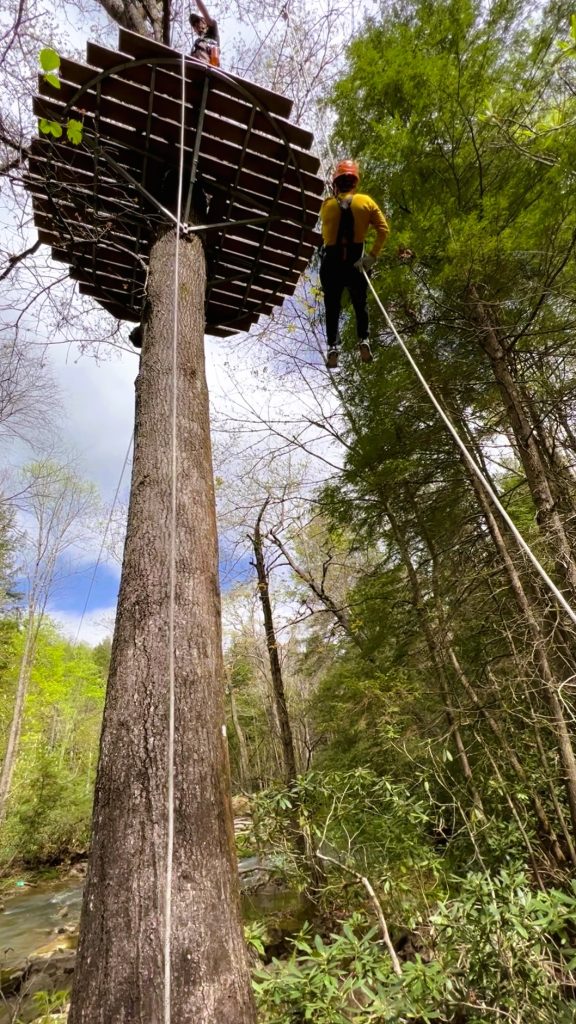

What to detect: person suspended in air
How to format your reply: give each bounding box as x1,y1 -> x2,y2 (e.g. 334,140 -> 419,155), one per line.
190,0 -> 220,66
320,160 -> 389,369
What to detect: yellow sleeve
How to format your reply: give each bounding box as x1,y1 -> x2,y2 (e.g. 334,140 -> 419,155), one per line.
368,200 -> 390,257
320,197 -> 340,246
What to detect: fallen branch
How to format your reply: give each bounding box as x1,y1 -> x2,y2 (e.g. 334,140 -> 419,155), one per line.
315,848 -> 402,977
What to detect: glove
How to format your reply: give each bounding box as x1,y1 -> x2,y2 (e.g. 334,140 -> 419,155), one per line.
354,253 -> 376,272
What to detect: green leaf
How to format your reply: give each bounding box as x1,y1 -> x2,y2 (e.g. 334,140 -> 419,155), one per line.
44,73 -> 60,89
39,47 -> 60,73
66,119 -> 83,144
39,118 -> 63,138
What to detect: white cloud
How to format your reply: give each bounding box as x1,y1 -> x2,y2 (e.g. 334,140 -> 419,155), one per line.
48,344 -> 137,504
48,604 -> 116,646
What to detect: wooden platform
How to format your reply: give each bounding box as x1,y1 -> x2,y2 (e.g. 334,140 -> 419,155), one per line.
25,30 -> 324,336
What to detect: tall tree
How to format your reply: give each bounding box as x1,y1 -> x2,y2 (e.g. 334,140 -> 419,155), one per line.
250,499 -> 298,785
0,460 -> 100,822
69,229 -> 256,1024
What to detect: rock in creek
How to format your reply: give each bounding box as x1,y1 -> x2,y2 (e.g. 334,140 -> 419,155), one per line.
0,950 -> 75,1024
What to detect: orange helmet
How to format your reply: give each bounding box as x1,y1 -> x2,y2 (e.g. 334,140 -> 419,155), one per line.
332,160 -> 359,184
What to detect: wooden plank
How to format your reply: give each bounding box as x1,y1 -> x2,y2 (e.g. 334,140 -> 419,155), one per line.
77,282 -> 141,320
38,75 -> 318,184
29,155 -> 319,266
218,232 -> 308,273
209,295 -> 275,318
206,325 -> 237,338
29,136 -> 154,183
70,265 -> 146,294
28,186 -> 143,232
29,32 -> 324,332
32,213 -> 143,265
33,97 -> 321,226
49,67 -> 322,194
50,244 -> 132,272
85,47 -> 321,175
207,278 -> 278,307
36,84 -> 320,180
117,28 -> 294,120
208,261 -> 295,296
28,156 -> 141,211
31,183 -> 314,285
85,40 -> 313,153
206,302 -> 261,326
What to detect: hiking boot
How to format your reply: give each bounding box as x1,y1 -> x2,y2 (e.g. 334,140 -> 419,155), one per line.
326,347 -> 339,369
358,340 -> 373,363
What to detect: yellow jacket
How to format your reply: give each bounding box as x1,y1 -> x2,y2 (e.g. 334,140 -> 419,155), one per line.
320,192 -> 390,256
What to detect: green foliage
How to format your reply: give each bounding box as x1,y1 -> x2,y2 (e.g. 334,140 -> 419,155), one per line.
66,119 -> 83,144
252,873 -> 576,1023
0,622 -> 106,866
422,870 -> 576,1021
39,48 -> 60,73
245,918 -> 269,959
252,770 -> 445,921
253,913 -> 395,1023
16,988 -> 70,1023
92,637 -> 111,677
38,47 -> 83,144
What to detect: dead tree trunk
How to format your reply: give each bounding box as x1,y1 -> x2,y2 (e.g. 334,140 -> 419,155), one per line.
250,501 -> 297,785
467,284 -> 576,598
468,470 -> 576,844
384,503 -> 484,814
69,230 -> 256,1024
227,673 -> 251,791
0,610 -> 35,823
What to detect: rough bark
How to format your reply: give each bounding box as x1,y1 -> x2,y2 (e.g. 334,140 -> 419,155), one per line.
227,676 -> 251,791
95,0 -> 164,40
68,230 -> 256,1024
250,502 -> 298,785
467,284 -> 576,599
384,502 -> 484,814
467,469 -> 576,844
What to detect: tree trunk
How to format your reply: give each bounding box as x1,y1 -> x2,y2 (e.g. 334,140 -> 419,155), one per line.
467,467 -> 576,843
0,611 -> 35,822
467,284 -> 576,598
251,503 -> 298,785
69,230 -> 256,1024
228,677 -> 251,791
405,477 -> 569,868
384,503 -> 484,813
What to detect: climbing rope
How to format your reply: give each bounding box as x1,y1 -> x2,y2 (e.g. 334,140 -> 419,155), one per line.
363,269 -> 576,628
163,18 -> 190,1024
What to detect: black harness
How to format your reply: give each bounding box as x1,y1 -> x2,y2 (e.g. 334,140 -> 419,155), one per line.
335,197 -> 355,260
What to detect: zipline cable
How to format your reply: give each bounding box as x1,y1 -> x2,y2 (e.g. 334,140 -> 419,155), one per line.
164,17 -> 188,1024
73,430 -> 134,646
363,270 -> 576,628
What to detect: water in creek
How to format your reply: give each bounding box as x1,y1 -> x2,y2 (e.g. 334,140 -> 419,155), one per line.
0,865 -> 305,970
0,879 -> 83,969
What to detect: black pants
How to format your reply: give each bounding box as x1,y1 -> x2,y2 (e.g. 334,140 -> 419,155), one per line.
319,245 -> 369,347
